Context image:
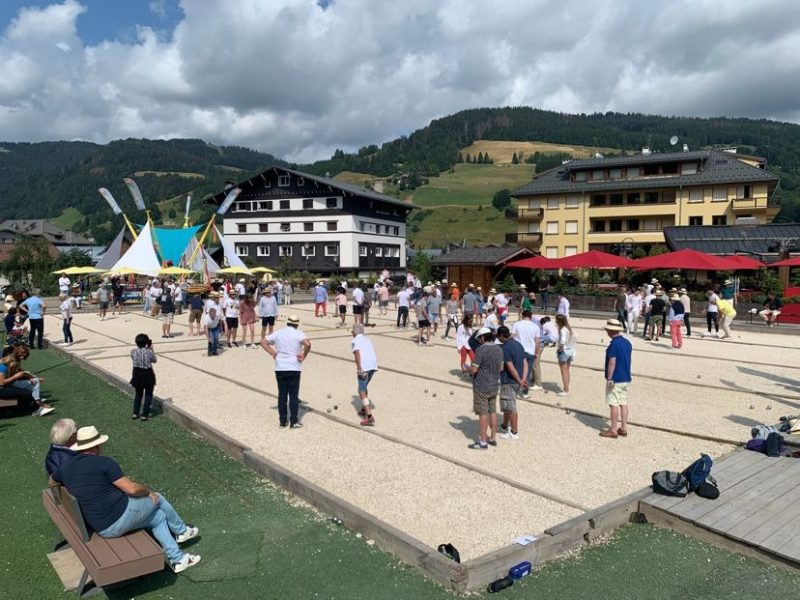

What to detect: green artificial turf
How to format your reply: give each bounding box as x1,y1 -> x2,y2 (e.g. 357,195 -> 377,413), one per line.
2,349 -> 799,599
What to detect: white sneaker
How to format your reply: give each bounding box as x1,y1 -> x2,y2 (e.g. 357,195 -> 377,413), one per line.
530,385 -> 543,391
176,526 -> 199,544
499,431 -> 519,440
172,553 -> 201,573
556,391 -> 570,397
37,407 -> 56,417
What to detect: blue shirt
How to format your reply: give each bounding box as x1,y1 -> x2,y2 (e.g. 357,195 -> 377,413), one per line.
20,296 -> 44,319
314,286 -> 328,303
4,314 -> 14,333
501,338 -> 525,385
605,335 -> 632,383
52,454 -> 129,533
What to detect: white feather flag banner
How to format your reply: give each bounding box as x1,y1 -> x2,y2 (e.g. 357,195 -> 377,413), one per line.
217,187 -> 241,215
214,225 -> 248,269
184,194 -> 192,220
98,188 -> 122,215
123,178 -> 147,211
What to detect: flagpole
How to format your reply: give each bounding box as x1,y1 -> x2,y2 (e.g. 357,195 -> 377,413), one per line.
186,215 -> 216,268
122,213 -> 139,240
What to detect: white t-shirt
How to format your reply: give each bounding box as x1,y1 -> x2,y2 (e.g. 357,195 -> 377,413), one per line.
397,290 -> 410,308
352,334 -> 378,371
627,294 -> 643,313
494,293 -> 509,309
58,276 -> 70,293
456,324 -> 472,351
266,327 -> 308,371
541,321 -> 558,341
173,286 -> 183,302
707,293 -> 719,313
149,286 -> 162,299
204,299 -> 221,314
484,313 -> 498,331
352,287 -> 364,306
223,297 -> 240,318
60,299 -> 72,319
643,294 -> 655,313
511,319 -> 541,355
258,295 -> 278,317
203,312 -> 221,329
559,327 -> 578,356
556,296 -> 570,317
235,283 -> 246,297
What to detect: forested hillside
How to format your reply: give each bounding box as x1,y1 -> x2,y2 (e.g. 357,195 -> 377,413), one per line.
0,139 -> 286,244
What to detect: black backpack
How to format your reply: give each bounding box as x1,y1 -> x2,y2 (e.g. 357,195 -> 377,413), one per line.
467,330 -> 480,351
652,471 -> 690,497
437,543 -> 460,564
765,432 -> 785,457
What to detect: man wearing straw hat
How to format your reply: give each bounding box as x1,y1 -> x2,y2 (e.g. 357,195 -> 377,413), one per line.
600,319 -> 633,439
261,315 -> 312,428
50,426 -> 201,573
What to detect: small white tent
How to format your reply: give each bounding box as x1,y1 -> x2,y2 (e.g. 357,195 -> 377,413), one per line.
107,222 -> 161,276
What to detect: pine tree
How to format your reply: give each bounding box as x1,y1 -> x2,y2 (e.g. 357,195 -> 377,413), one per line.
511,152 -> 518,164
477,152 -> 484,164
465,153 -> 471,163
456,152 -> 464,163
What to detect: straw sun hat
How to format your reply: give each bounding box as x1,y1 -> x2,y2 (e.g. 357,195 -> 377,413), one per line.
70,426 -> 109,451
603,319 -> 625,332
287,315 -> 301,325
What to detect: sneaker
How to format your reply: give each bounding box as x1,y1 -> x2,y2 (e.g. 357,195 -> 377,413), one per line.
232,342 -> 239,347
279,422 -> 288,429
227,342 -> 232,348
556,391 -> 570,397
499,424 -> 509,433
486,439 -> 498,447
176,526 -> 199,544
290,422 -> 303,429
468,441 -> 489,450
172,553 -> 201,573
360,416 -> 375,426
520,392 -> 530,399
530,385 -> 543,391
499,431 -> 519,440
37,407 -> 56,417
357,408 -> 367,417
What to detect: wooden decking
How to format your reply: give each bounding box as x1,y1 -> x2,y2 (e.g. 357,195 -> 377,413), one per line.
640,449 -> 800,570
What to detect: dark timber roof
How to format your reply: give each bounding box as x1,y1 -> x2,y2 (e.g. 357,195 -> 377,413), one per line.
205,165 -> 417,210
431,246 -> 535,266
513,150 -> 779,196
663,223 -> 800,261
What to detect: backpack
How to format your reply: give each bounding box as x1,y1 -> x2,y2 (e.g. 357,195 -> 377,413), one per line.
437,543 -> 461,564
765,432 -> 785,457
652,471 -> 690,497
467,330 -> 480,351
682,454 -> 715,491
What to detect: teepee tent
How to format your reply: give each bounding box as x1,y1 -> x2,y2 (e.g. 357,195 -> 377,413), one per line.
183,237 -> 221,274
108,222 -> 162,276
95,227 -> 127,271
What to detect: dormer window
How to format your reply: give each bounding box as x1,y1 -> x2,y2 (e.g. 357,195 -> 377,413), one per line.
278,175 -> 291,187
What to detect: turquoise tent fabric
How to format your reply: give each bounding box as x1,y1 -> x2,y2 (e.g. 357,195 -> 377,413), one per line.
153,226 -> 202,265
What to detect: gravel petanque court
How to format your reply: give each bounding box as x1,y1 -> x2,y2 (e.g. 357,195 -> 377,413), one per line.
43,304 -> 798,561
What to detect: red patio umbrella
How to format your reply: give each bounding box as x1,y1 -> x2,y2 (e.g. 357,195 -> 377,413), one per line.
506,255 -> 559,269
724,255 -> 766,269
550,250 -> 634,270
772,256 -> 800,267
632,249 -> 746,271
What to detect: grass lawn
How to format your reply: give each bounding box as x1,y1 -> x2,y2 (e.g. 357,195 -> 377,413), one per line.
460,140 -> 617,165
411,163 -> 535,207
410,205 -> 514,248
3,349 -> 800,599
50,207 -> 84,230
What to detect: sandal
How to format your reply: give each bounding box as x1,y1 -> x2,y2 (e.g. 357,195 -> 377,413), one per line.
617,428 -> 628,437
599,429 -> 618,439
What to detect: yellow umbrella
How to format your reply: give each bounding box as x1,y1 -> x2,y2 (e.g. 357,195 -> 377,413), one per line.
105,267 -> 145,276
216,266 -> 253,275
250,267 -> 277,274
72,266 -> 105,275
160,266 -> 195,276
51,268 -> 70,274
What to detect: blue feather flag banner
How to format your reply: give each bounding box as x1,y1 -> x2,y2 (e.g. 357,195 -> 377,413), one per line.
217,187 -> 241,215
98,187 -> 122,214
123,178 -> 147,211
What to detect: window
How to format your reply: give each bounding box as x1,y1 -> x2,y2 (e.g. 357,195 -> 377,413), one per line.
297,177 -> 305,186
375,247 -> 383,257
258,201 -> 273,210
574,171 -> 587,182
257,245 -> 270,256
237,223 -> 247,233
280,223 -> 290,232
302,199 -> 314,209
662,190 -> 676,203
712,215 -> 728,226
609,168 -> 622,180
662,163 -> 678,175
279,245 -> 293,257
546,221 -> 559,234
303,222 -> 314,232
688,188 -> 704,203
301,245 -> 315,257
689,216 -> 703,226
565,220 -> 578,234
327,221 -> 337,231
389,247 -> 400,257
528,199 -> 542,209
643,164 -> 659,176
712,187 -> 728,202
591,194 -> 606,206
627,219 -> 640,231
609,193 -> 623,205
359,245 -> 368,257
565,246 -> 578,257
626,193 -> 640,204
547,196 -> 559,209
681,162 -> 698,175
234,201 -> 251,212
644,192 -> 659,204
279,200 -> 290,210
608,219 -> 623,232
326,197 -> 338,208
737,185 -> 751,199
565,195 -> 579,208
393,226 -> 400,235
591,169 -> 605,181
545,246 -> 558,259
325,245 -> 339,256
258,223 -> 269,233
278,175 -> 290,187
235,245 -> 249,256
592,220 -> 606,232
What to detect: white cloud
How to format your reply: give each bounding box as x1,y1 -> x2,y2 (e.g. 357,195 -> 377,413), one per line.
0,0 -> 799,162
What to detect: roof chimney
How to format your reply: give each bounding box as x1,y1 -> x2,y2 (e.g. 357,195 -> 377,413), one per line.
682,143 -> 689,152
642,147 -> 651,155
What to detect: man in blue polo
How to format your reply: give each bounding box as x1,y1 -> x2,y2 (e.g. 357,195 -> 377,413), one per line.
20,288 -> 46,349
600,319 -> 633,439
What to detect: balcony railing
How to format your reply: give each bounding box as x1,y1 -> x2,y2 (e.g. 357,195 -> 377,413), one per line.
732,197 -> 768,211
505,207 -> 544,221
505,232 -> 542,245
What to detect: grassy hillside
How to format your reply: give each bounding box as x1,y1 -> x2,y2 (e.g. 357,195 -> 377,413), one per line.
410,163 -> 535,206
409,205 -> 513,248
460,140 -> 615,164
50,207 -> 84,230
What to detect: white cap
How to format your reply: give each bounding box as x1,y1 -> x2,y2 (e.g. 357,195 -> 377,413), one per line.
477,327 -> 491,336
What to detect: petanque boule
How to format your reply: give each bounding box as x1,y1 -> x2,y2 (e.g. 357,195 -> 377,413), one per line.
327,409 -> 332,413
333,405 -> 338,410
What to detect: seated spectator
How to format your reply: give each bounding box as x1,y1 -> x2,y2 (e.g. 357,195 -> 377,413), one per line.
45,418 -> 78,475
50,426 -> 201,573
0,343 -> 54,416
4,307 -> 26,345
759,292 -> 783,327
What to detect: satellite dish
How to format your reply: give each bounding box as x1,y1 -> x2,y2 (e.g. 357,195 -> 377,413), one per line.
669,136 -> 679,146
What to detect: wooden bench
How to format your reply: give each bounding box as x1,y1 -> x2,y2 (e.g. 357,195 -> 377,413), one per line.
0,387 -> 30,411
43,487 -> 164,597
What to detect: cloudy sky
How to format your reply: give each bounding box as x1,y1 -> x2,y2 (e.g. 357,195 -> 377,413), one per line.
1,0 -> 799,162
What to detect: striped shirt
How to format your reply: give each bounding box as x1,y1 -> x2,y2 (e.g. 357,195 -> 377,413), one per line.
130,347 -> 157,369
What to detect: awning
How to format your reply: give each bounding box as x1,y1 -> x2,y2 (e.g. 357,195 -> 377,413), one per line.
632,249 -> 755,271
550,250 -> 634,270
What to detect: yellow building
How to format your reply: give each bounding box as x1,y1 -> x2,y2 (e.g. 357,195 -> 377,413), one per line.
509,149 -> 780,257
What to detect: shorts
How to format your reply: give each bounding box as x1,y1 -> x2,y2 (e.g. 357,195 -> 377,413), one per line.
557,350 -> 574,364
499,384 -> 519,412
189,309 -> 202,324
161,312 -> 174,324
113,296 -> 123,305
353,305 -> 363,315
261,316 -> 275,327
338,305 -> 347,315
226,317 -> 239,329
418,319 -> 431,328
473,389 -> 498,415
99,301 -> 109,309
379,300 -> 389,308
429,314 -> 439,324
606,382 -> 630,406
357,370 -> 376,394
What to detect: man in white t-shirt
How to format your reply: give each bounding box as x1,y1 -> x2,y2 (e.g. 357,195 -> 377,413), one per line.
203,307 -> 223,356
351,324 -> 378,426
261,315 -> 311,428
396,286 -> 411,328
493,291 -> 510,323
704,288 -> 720,337
512,310 -> 542,395
149,281 -> 162,317
235,279 -> 246,298
352,285 -> 365,325
626,289 -> 643,334
58,275 -> 71,294
222,295 -> 240,348
556,293 -> 570,318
